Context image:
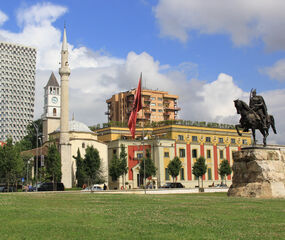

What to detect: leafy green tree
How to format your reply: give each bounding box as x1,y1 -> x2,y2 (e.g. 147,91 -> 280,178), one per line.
119,144 -> 128,187
73,148 -> 86,187
218,159 -> 232,185
109,153 -> 121,181
84,145 -> 104,185
17,119 -> 43,151
192,156 -> 207,188
167,156 -> 182,182
0,137 -> 23,191
46,143 -> 62,186
139,149 -> 156,184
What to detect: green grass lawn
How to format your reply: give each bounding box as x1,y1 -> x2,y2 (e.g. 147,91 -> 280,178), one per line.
0,192 -> 284,240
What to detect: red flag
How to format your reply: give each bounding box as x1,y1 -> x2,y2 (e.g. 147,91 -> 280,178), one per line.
128,74 -> 142,139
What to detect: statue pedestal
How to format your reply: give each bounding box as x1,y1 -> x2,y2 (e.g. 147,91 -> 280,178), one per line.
228,147 -> 285,198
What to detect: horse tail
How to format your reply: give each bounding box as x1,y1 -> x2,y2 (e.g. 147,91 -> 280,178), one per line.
270,115 -> 277,134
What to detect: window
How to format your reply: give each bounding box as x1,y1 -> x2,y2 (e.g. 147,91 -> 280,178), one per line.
137,153 -> 143,159
192,136 -> 198,142
158,109 -> 163,112
113,149 -> 116,154
180,168 -> 185,180
231,138 -> 236,144
158,97 -> 162,101
219,138 -> 224,143
150,103 -> 156,106
164,152 -> 169,157
53,108 -> 56,116
206,137 -> 211,143
242,139 -> 247,144
192,149 -> 197,158
220,150 -> 224,159
165,168 -> 170,180
207,150 -> 211,158
179,149 -> 185,158
158,103 -> 163,106
151,97 -> 156,100
178,135 -> 184,141
151,109 -> 156,112
82,143 -> 85,148
208,168 -> 212,180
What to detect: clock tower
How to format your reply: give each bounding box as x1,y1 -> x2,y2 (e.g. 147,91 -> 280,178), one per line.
42,72 -> 61,143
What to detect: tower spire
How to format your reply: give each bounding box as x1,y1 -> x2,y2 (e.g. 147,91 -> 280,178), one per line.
62,24 -> 68,51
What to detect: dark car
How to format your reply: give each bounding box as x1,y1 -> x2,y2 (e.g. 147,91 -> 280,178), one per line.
0,185 -> 17,192
161,182 -> 185,188
36,182 -> 65,191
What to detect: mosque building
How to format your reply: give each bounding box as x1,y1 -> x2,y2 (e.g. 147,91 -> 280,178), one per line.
41,26 -> 108,188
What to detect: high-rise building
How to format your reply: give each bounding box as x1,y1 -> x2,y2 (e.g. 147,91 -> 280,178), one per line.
0,42 -> 37,142
106,89 -> 180,124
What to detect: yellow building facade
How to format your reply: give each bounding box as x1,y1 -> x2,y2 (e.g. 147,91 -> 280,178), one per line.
95,122 -> 251,189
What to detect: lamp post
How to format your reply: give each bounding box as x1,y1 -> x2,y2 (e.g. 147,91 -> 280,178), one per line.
38,137 -> 43,183
31,122 -> 39,192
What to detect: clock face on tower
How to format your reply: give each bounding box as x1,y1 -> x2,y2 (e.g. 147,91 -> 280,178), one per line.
51,96 -> 58,104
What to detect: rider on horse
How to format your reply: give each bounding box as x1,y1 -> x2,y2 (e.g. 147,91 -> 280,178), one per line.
249,89 -> 268,130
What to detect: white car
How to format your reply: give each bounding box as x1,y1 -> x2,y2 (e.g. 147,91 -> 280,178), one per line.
81,185 -> 103,192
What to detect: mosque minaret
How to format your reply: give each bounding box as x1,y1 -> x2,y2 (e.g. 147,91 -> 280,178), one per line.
59,25 -> 72,188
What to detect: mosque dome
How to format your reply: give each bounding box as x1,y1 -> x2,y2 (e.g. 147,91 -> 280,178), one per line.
55,120 -> 93,133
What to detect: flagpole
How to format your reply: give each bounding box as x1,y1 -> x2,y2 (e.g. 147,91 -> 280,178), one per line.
141,73 -> 146,194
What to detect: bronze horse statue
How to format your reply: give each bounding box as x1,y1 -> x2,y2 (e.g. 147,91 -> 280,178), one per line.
234,99 -> 277,146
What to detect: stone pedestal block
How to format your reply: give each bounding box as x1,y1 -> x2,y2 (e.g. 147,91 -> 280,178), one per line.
228,147 -> 285,198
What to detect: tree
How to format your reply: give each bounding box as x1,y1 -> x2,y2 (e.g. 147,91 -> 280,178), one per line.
0,137 -> 23,191
73,148 -> 86,188
218,159 -> 232,185
192,156 -> 207,188
46,143 -> 62,187
17,119 -> 43,151
84,145 -> 104,185
109,153 -> 121,181
139,149 -> 156,185
119,144 -> 128,187
167,156 -> 182,182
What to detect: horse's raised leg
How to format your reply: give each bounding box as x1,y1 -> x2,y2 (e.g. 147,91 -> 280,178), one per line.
252,129 -> 256,145
235,124 -> 242,136
260,129 -> 267,147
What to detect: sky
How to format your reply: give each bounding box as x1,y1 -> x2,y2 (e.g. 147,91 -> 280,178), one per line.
0,0 -> 285,144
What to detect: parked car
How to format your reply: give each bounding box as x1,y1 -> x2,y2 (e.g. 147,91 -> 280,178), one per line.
0,185 -> 17,192
81,184 -> 103,192
36,182 -> 65,191
160,182 -> 185,188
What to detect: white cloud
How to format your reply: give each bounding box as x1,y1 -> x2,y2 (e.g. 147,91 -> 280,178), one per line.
16,2 -> 67,27
154,0 -> 285,50
262,59 -> 285,82
1,2 -> 284,145
0,10 -> 8,26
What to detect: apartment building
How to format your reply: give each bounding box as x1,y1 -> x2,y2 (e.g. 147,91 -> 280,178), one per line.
105,89 -> 180,124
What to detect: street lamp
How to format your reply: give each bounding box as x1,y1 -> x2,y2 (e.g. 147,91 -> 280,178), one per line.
31,122 -> 39,192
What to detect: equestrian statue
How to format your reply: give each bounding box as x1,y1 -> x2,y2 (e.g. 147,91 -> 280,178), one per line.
234,89 -> 277,146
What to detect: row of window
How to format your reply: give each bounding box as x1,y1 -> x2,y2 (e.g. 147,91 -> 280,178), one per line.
178,134 -> 247,144
151,109 -> 163,112
150,103 -> 163,106
164,149 -> 229,159
150,97 -> 163,101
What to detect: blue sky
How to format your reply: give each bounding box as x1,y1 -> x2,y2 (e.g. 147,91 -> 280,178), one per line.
0,0 -> 285,144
